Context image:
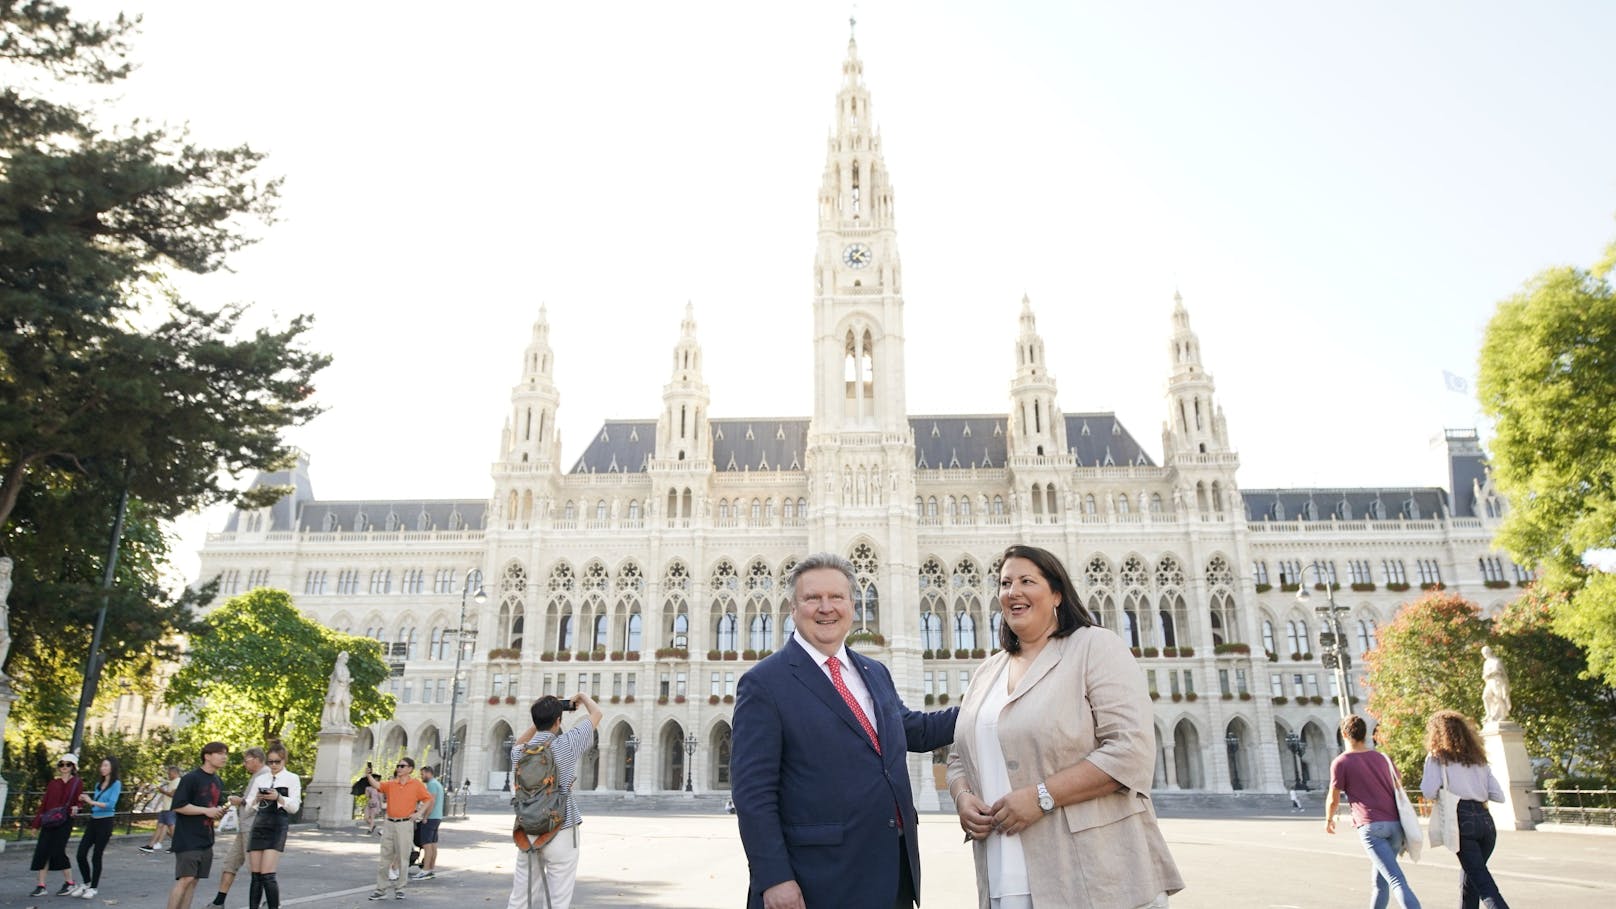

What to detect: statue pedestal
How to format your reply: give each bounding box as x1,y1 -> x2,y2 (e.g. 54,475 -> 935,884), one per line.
309,725 -> 358,830
0,681 -> 13,853
1483,721 -> 1535,830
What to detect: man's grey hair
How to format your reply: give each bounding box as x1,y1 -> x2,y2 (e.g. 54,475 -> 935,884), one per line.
242,747 -> 268,763
785,552 -> 856,601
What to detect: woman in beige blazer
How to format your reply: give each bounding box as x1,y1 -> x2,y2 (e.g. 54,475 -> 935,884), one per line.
947,544 -> 1183,909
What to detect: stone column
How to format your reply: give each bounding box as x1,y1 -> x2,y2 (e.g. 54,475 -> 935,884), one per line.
1482,721 -> 1535,830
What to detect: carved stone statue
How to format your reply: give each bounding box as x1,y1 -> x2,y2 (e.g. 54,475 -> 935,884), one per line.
1481,645 -> 1511,725
323,651 -> 353,729
0,557 -> 13,682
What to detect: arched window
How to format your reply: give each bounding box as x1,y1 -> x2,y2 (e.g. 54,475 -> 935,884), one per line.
626,613 -> 643,652
953,611 -> 977,651
716,612 -> 738,651
1261,619 -> 1277,656
1287,620 -> 1307,656
920,611 -> 943,650
557,614 -> 574,651
1356,618 -> 1378,653
627,499 -> 642,520
1117,494 -> 1130,515
748,614 -> 772,651
592,614 -> 607,651
1084,494 -> 1097,515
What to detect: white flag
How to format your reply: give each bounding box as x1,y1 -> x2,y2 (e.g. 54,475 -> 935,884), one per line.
1442,371 -> 1470,394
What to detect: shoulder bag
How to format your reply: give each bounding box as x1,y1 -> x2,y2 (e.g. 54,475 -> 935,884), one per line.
1425,761 -> 1461,852
1381,752 -> 1422,862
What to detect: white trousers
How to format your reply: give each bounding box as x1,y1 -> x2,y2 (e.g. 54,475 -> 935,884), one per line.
505,825 -> 581,909
991,894 -> 1169,909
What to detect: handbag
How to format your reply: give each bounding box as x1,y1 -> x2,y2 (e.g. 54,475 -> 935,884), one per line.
1381,752 -> 1423,862
39,805 -> 71,829
1426,761 -> 1461,852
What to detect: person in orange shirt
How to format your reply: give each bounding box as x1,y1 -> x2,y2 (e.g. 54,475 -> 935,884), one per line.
366,758 -> 432,901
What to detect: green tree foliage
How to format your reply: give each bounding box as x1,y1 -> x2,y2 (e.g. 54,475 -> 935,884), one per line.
1362,592 -> 1488,778
167,589 -> 394,766
1477,230 -> 1616,687
1,478 -> 203,739
2,0 -> 330,531
1490,588 -> 1616,782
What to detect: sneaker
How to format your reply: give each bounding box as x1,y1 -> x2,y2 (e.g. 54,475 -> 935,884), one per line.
78,887 -> 98,900
30,886 -> 47,898
58,882 -> 79,896
138,844 -> 156,854
395,892 -> 406,900
368,891 -> 388,901
388,868 -> 399,881
417,871 -> 435,881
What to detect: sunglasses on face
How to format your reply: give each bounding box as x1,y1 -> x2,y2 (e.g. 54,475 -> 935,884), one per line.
396,764 -> 411,770
266,759 -> 284,765
57,763 -> 73,769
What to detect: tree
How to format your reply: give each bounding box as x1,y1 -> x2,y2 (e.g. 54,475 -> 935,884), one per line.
167,589 -> 394,764
1477,230 -> 1616,687
1362,592 -> 1488,778
1363,588 -> 1616,786
2,1 -> 329,742
1490,588 -> 1616,782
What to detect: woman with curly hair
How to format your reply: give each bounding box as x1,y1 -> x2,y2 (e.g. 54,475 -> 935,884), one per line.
1420,710 -> 1510,909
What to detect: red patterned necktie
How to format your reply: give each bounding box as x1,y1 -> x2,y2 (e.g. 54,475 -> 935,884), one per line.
826,656 -> 881,754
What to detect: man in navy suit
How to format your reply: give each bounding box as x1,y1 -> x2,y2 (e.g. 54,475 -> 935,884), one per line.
733,552 -> 959,909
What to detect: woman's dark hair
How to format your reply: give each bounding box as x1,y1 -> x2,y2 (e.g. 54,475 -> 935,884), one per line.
997,544 -> 1095,654
1425,710 -> 1487,766
99,755 -> 121,785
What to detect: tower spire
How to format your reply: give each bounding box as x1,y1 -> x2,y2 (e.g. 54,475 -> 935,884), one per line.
657,303 -> 711,463
1007,294 -> 1066,459
1162,290 -> 1232,460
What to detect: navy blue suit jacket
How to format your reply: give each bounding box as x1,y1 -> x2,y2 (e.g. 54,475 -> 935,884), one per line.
732,636 -> 958,908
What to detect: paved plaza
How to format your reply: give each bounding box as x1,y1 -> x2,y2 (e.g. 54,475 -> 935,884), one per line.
2,806 -> 1611,908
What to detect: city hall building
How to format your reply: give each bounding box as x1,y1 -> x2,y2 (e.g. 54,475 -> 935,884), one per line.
190,37 -> 1518,803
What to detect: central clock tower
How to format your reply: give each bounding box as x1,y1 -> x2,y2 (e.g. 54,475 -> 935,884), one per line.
810,32 -> 907,435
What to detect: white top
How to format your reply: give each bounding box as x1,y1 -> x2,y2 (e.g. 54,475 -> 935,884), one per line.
1419,757 -> 1504,803
260,768 -> 303,816
792,631 -> 875,728
239,767 -> 275,824
975,662 -> 1029,899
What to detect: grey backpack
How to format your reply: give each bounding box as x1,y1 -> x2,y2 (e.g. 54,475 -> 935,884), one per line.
510,735 -> 567,852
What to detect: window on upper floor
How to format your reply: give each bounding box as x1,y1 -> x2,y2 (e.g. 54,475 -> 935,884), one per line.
1381,560 -> 1407,586
1311,560 -> 1337,586
1415,559 -> 1442,586
1478,557 -> 1506,583
1277,560 -> 1303,586
1511,562 -> 1535,584
369,569 -> 392,595
1347,560 -> 1373,585
1253,561 -> 1270,586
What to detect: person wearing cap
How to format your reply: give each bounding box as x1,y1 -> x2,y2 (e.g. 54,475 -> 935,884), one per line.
367,757 -> 432,901
30,753 -> 84,897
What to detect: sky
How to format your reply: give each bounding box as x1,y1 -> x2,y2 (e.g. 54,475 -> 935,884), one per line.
58,1 -> 1616,581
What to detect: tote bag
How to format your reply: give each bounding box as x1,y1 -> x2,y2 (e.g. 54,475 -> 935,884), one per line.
1381,752 -> 1423,862
1425,761 -> 1461,852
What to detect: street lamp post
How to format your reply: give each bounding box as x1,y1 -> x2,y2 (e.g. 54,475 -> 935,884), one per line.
443,574 -> 487,790
502,735 -> 515,792
683,733 -> 697,793
1224,732 -> 1242,790
1296,566 -> 1354,721
625,734 -> 639,791
1285,732 -> 1307,790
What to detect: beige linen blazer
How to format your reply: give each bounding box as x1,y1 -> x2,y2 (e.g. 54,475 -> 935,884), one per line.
946,627 -> 1184,908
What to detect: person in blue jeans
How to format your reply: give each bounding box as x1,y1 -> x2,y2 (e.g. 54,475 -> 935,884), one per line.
1326,715 -> 1422,909
1421,710 -> 1510,909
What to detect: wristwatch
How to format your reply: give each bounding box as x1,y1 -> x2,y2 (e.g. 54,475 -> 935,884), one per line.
1036,781 -> 1055,814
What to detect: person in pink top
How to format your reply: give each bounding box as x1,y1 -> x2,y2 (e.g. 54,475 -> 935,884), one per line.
1420,711 -> 1510,909
1325,716 -> 1422,909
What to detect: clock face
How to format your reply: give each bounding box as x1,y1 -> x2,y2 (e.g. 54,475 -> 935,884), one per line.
842,243 -> 872,269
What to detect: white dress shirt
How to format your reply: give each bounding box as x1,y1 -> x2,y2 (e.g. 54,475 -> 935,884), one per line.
793,630 -> 877,732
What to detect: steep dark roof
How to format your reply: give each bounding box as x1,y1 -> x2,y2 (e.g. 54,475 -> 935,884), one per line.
223,452 -> 314,532
294,500 -> 488,533
1063,413 -> 1156,467
1240,488 -> 1450,522
567,412 -> 1157,473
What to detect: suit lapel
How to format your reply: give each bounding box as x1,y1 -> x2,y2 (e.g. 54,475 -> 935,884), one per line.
1005,633 -> 1066,706
787,637 -> 880,753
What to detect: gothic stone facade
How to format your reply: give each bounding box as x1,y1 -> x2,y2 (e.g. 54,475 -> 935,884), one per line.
194,38 -> 1518,800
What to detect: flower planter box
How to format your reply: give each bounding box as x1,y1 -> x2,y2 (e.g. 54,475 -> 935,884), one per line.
1185,692 -> 1198,701
723,694 -> 734,704
708,695 -> 721,705
1386,583 -> 1411,592
609,651 -> 625,661
505,696 -> 517,704
1420,582 -> 1446,591
541,652 -> 556,662
722,651 -> 739,661
556,652 -> 572,662
1272,696 -> 1288,705
1213,643 -> 1251,656
609,695 -> 621,704
657,695 -> 669,705
1351,583 -> 1376,592
1254,583 -> 1273,593
972,648 -> 987,659
486,696 -> 500,705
